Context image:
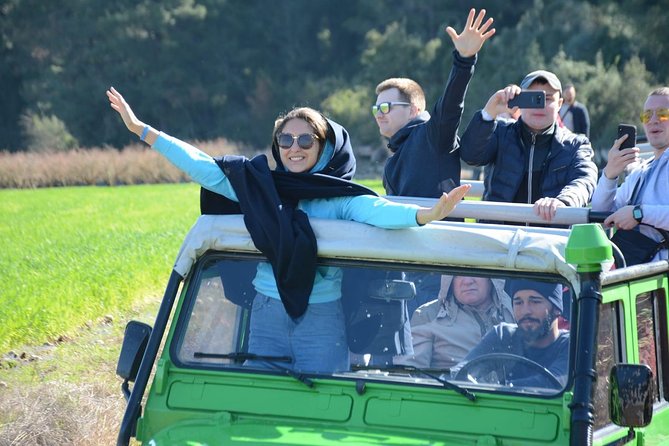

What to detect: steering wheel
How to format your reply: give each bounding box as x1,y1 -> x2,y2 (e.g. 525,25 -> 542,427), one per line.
454,353 -> 562,389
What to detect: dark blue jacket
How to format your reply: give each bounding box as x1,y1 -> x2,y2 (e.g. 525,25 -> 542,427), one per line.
383,51 -> 476,198
562,101 -> 590,137
458,322 -> 570,388
460,112 -> 597,207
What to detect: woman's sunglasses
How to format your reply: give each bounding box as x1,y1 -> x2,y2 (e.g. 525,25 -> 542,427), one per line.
276,133 -> 320,150
640,107 -> 669,124
371,101 -> 411,116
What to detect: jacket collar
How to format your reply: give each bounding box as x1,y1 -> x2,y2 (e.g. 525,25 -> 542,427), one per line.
387,111 -> 431,153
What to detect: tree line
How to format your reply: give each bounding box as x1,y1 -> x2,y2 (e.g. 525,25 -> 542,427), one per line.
1,0 -> 667,162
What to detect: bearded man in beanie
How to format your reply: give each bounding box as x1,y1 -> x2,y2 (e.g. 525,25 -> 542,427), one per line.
452,279 -> 569,389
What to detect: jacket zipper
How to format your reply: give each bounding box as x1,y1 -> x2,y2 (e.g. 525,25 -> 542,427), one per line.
527,132 -> 537,204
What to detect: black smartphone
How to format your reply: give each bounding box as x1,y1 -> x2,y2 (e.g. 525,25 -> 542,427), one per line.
508,90 -> 546,109
617,124 -> 637,150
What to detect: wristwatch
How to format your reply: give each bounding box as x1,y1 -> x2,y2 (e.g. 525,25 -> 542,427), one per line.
633,205 -> 643,223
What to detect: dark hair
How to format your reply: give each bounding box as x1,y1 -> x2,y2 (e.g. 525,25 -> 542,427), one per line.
272,107 -> 330,148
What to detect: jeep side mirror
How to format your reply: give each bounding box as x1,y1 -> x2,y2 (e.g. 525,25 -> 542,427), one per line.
609,363 -> 654,428
369,279 -> 416,301
117,321 -> 152,391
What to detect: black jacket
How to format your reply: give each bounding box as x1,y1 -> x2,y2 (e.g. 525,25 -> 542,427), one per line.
383,51 -> 476,198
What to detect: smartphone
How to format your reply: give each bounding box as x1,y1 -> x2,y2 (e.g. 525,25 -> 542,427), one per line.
508,90 -> 546,109
617,124 -> 637,150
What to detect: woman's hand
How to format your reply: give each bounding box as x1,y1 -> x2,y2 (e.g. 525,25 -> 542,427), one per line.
416,184 -> 471,225
106,87 -> 144,137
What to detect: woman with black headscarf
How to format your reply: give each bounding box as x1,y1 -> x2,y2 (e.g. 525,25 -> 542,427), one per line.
107,87 -> 469,373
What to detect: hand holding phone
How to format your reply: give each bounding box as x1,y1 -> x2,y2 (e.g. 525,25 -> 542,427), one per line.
617,124 -> 636,150
508,90 -> 546,109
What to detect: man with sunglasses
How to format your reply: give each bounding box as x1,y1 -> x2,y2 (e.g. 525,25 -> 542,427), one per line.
372,9 -> 495,326
591,87 -> 669,262
374,9 -> 495,199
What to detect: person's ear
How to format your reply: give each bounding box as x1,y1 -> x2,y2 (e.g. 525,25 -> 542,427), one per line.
410,104 -> 421,118
551,306 -> 562,319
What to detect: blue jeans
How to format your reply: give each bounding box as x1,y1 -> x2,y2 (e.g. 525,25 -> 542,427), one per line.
246,294 -> 349,373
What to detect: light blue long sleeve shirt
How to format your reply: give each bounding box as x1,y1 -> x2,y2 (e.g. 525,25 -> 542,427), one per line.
153,133 -> 421,302
591,149 -> 669,261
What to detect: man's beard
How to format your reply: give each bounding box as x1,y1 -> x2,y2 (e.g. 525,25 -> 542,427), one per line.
517,311 -> 556,343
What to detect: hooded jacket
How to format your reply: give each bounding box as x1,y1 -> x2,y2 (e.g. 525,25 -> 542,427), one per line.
395,277 -> 514,369
383,51 -> 477,198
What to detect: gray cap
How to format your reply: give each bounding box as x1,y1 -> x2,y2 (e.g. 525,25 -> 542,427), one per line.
505,279 -> 563,312
520,70 -> 562,93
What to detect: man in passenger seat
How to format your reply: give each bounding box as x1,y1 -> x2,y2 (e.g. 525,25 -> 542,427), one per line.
394,275 -> 513,369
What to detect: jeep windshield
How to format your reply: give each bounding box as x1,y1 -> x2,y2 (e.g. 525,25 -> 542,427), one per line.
172,249 -> 571,397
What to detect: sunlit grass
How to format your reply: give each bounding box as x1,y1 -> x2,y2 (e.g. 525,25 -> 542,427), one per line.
357,178 -> 384,194
0,184 -> 202,352
0,174 -> 451,354
0,180 -> 388,353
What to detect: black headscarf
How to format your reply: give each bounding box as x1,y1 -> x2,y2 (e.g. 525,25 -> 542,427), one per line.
200,117 -> 375,318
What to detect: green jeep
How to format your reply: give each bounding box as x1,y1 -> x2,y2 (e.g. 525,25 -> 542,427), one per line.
116,199 -> 669,445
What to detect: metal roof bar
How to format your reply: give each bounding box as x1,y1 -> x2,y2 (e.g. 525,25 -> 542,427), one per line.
387,195 -> 608,226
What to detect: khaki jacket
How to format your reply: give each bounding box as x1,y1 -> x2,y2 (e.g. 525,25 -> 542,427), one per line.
395,277 -> 514,369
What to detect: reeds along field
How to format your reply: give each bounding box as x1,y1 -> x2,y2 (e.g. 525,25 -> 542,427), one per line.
0,138 -> 243,188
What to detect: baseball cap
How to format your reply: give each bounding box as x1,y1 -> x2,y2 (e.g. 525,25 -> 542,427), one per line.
520,70 -> 562,94
505,279 -> 563,312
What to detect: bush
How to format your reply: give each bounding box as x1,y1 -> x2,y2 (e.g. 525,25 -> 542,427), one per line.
20,113 -> 79,153
321,86 -> 380,147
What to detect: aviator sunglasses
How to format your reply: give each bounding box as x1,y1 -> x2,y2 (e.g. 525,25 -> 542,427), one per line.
371,101 -> 411,116
640,107 -> 669,124
276,132 -> 320,150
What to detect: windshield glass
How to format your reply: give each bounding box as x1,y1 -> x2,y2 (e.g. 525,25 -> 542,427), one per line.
173,255 -> 571,395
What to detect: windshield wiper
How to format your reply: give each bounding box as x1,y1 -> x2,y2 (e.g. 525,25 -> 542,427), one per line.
268,363 -> 315,388
353,364 -> 476,401
194,351 -> 313,387
194,351 -> 292,362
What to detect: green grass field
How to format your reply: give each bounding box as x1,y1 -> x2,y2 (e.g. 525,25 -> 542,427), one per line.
0,180 -> 385,352
0,184 -> 202,353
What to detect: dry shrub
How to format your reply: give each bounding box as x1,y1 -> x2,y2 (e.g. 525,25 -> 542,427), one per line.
0,138 -> 268,189
0,381 -> 125,446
